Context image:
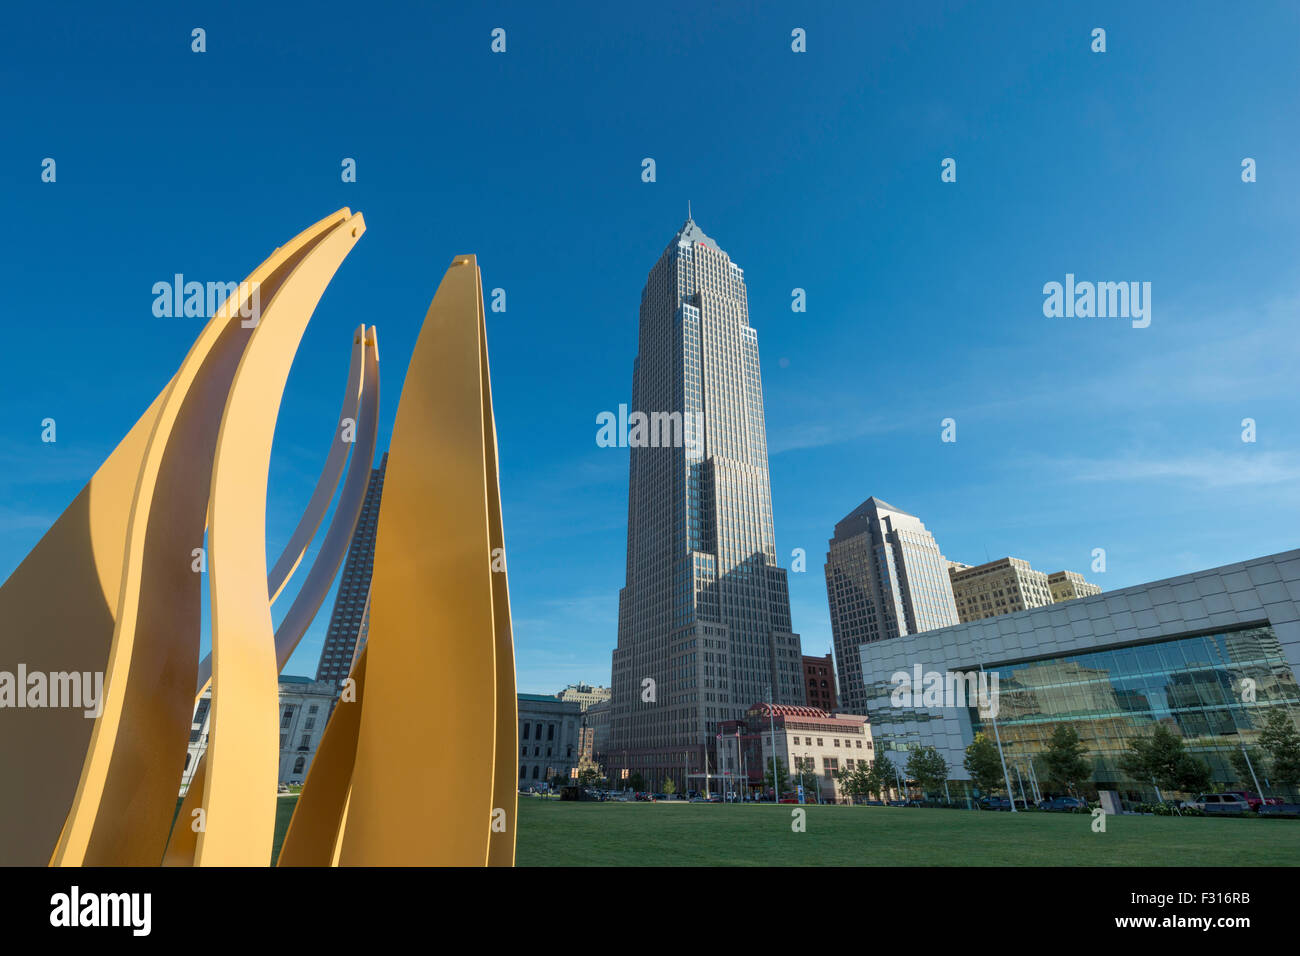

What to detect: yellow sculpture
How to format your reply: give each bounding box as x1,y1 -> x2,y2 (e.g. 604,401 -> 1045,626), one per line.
0,211 -> 517,866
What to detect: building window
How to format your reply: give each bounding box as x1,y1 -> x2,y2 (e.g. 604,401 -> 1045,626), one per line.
292,756 -> 306,775
547,724 -> 555,741
522,723 -> 530,740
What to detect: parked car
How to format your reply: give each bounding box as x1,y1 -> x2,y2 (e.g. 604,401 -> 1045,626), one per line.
1189,793 -> 1250,814
978,796 -> 1012,811
1223,791 -> 1283,811
1040,796 -> 1088,813
1256,802 -> 1300,818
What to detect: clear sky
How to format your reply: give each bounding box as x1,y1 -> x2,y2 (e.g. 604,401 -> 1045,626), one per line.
1,2 -> 1296,696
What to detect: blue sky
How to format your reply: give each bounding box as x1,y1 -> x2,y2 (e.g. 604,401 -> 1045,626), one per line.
1,2 -> 1296,696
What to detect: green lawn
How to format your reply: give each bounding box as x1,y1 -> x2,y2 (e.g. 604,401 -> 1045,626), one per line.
515,799 -> 1300,866
271,795 -> 298,864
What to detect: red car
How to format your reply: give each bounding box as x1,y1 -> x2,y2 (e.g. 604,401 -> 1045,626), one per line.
1224,791 -> 1283,811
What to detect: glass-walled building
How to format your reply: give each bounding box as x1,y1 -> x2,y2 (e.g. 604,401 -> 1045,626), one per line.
967,624 -> 1300,788
858,550 -> 1300,800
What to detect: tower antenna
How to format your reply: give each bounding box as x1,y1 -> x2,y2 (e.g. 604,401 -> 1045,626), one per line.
688,199 -> 692,221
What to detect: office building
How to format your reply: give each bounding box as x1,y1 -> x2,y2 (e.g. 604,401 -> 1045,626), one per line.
315,452 -> 388,691
277,677 -> 336,784
180,676 -> 334,793
586,698 -> 611,762
824,497 -> 960,715
950,557 -> 1102,623
180,687 -> 211,795
556,682 -> 611,711
609,215 -> 803,789
949,557 -> 1054,623
716,703 -> 873,803
1050,569 -> 1103,603
518,693 -> 583,787
803,654 -> 838,711
858,550 -> 1300,803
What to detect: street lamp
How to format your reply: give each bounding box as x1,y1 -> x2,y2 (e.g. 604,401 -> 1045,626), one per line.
971,636 -> 1017,813
766,685 -> 780,802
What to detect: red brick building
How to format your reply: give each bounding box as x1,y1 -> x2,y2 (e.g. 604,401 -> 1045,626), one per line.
802,654 -> 838,711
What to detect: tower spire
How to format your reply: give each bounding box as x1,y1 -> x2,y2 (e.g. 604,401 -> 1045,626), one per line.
687,199 -> 692,222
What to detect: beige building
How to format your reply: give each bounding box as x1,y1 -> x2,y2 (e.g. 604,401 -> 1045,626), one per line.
949,558 -> 1102,623
1049,570 -> 1103,602
716,703 -> 873,803
948,557 -> 1054,623
556,682 -> 611,711
180,676 -> 335,794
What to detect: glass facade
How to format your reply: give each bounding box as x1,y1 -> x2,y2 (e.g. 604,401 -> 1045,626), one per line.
971,624 -> 1300,788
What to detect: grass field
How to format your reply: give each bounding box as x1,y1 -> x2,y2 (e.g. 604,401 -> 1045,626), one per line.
514,798 -> 1300,866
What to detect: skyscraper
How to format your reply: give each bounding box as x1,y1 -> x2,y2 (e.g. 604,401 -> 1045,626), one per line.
315,452 -> 387,691
823,497 -> 959,714
610,216 -> 803,787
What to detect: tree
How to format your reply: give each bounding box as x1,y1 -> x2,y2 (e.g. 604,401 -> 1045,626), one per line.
662,776 -> 676,795
906,746 -> 949,800
626,772 -> 647,793
868,752 -> 897,800
851,761 -> 872,803
1230,746 -> 1268,790
1258,709 -> 1300,791
835,762 -> 870,804
762,758 -> 791,799
1118,724 -> 1213,795
794,756 -> 820,801
963,733 -> 1005,798
1041,725 -> 1092,794
832,765 -> 853,802
576,756 -> 604,787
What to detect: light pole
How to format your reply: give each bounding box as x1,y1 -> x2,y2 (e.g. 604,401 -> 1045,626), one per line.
767,685 -> 780,802
972,637 -> 1016,813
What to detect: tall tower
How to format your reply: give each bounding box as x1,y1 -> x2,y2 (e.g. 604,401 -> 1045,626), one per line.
610,216 -> 803,787
824,497 -> 960,714
315,452 -> 388,691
